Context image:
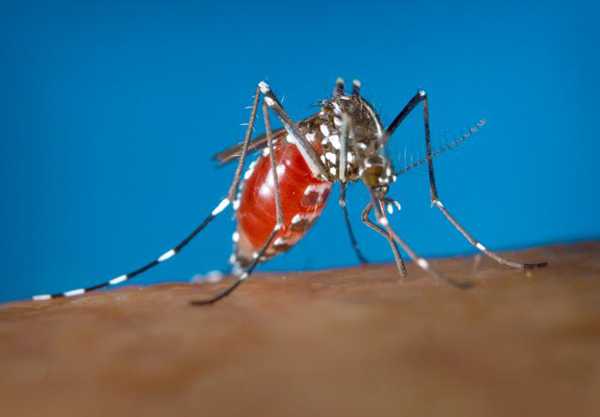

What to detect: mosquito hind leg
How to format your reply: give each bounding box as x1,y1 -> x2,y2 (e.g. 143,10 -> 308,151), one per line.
190,221 -> 282,305
191,99 -> 286,305
384,90 -> 546,271
31,85 -> 270,301
193,81 -> 334,305
225,86 -> 263,202
365,197 -> 471,289
258,81 -> 330,180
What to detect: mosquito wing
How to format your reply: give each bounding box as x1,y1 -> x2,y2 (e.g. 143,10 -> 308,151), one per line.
213,128 -> 286,164
213,113 -> 321,165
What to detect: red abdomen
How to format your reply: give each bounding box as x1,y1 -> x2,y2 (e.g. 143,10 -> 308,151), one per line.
235,141 -> 331,266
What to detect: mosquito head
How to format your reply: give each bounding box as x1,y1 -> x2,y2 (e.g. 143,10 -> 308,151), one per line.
360,153 -> 395,198
324,78 -> 383,140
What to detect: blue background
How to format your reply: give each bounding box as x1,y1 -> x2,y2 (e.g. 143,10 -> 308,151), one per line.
1,0 -> 598,302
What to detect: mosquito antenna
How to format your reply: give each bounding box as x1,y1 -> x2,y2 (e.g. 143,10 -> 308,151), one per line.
395,119 -> 486,175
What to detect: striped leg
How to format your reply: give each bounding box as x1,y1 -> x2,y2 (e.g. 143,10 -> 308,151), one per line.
191,99 -> 285,305
365,196 -> 471,289
32,197 -> 232,300
32,86 -> 265,301
384,90 -> 546,270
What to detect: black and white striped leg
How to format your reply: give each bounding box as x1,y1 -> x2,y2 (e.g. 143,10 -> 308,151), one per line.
365,196 -> 471,289
32,197 -> 232,300
339,182 -> 369,265
384,90 -> 546,271
360,201 -> 406,277
191,98 -> 285,305
31,86 -> 266,301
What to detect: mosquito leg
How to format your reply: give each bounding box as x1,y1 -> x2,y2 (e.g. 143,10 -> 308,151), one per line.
31,195 -> 233,300
384,90 -> 546,270
339,182 -> 369,265
191,99 -> 285,305
335,106 -> 368,265
225,85 -> 262,201
258,82 -> 330,181
432,200 -> 546,269
262,100 -> 285,229
32,85 -> 267,301
192,81 -> 334,305
366,197 -> 471,289
189,223 -> 282,305
360,201 -> 407,277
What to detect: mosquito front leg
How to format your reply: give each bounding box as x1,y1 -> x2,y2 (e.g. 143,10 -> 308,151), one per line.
361,200 -> 406,277
366,196 -> 471,289
384,90 -> 546,271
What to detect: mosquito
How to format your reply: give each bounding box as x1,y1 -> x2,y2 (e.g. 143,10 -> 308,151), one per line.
32,78 -> 546,304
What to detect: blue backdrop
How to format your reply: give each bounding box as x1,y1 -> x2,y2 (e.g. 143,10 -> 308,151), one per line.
1,0 -> 598,302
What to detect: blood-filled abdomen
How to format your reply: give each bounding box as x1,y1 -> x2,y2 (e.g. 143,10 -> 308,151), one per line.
234,141 -> 331,267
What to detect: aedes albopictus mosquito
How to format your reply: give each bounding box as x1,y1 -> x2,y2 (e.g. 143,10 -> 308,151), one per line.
32,78 -> 546,304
